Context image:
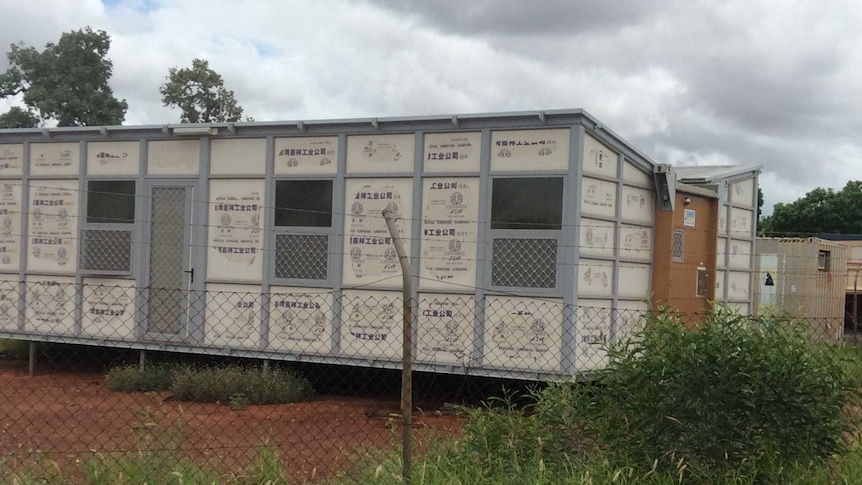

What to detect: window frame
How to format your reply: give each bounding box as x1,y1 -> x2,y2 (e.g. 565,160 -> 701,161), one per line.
269,177 -> 336,287
80,178 -> 138,276
818,250 -> 830,271
486,175 -> 565,295
696,267 -> 709,298
672,228 -> 685,263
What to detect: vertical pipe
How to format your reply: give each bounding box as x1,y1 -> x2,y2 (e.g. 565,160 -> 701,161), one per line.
382,208 -> 412,485
139,349 -> 146,372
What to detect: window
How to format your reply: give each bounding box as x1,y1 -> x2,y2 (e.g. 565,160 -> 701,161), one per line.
672,229 -> 684,263
490,177 -> 563,289
491,177 -> 563,230
275,180 -> 332,227
818,250 -> 830,270
696,268 -> 709,297
273,180 -> 333,281
81,180 -> 135,273
87,181 -> 135,224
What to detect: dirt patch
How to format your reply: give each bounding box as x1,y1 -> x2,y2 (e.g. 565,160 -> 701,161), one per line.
0,360 -> 463,482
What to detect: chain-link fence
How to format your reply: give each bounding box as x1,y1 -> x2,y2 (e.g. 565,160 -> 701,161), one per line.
0,280 -> 855,483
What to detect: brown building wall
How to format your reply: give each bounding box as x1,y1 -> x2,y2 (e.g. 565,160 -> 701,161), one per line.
652,190 -> 718,316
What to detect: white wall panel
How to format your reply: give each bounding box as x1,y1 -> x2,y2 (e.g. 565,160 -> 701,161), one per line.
420,178 -> 479,290
623,161 -> 652,186
206,179 -> 264,281
0,182 -> 22,272
268,287 -> 334,354
731,178 -> 755,208
582,134 -> 618,178
25,276 -> 76,335
578,259 -> 614,297
483,295 -> 562,372
716,270 -> 727,299
0,274 -> 19,331
343,178 -> 412,287
0,144 -> 24,176
728,271 -> 751,301
575,299 -> 611,371
616,300 -> 649,342
27,179 -> 77,273
491,129 -> 569,171
210,138 -> 266,175
424,132 -> 481,173
340,289 -> 402,359
81,278 -> 135,339
618,263 -> 651,299
417,293 -> 474,365
204,283 -> 261,348
147,140 -> 199,175
729,207 -> 754,239
579,218 -> 615,258
274,136 -> 338,175
30,143 -> 79,176
621,185 -> 654,224
580,177 -> 617,218
87,141 -> 140,175
619,225 -> 651,261
717,238 -> 727,269
728,239 -> 753,270
347,134 -> 414,173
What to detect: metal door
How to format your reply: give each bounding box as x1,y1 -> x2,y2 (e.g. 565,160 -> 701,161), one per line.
144,182 -> 196,338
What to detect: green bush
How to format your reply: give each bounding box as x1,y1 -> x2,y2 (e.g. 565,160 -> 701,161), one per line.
590,308 -> 860,479
105,363 -> 175,392
170,365 -> 313,405
448,309 -> 861,482
0,338 -> 29,360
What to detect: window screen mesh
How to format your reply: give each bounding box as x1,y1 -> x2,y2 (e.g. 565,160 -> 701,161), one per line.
491,238 -> 557,288
81,229 -> 132,272
275,234 -> 328,280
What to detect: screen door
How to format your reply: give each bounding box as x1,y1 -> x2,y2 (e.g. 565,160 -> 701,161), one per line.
145,183 -> 196,338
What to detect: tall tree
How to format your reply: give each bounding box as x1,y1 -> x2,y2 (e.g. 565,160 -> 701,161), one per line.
0,27 -> 127,126
159,59 -> 244,123
0,106 -> 39,128
759,181 -> 862,236
757,187 -> 764,220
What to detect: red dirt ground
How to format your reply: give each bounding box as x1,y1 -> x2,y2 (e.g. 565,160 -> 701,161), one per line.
0,360 -> 464,482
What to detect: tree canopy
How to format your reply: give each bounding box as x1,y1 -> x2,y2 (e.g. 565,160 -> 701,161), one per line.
759,181 -> 862,236
0,106 -> 39,128
0,27 -> 127,127
159,58 -> 244,123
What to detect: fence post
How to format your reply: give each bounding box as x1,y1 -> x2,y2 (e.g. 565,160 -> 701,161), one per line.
382,208 -> 412,484
28,341 -> 36,376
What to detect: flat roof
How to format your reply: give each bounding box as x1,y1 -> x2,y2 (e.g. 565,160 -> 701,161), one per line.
674,165 -> 761,183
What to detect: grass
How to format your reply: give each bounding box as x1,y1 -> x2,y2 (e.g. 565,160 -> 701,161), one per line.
105,363 -> 175,392
171,365 -> 313,405
5,316 -> 862,483
104,363 -> 314,406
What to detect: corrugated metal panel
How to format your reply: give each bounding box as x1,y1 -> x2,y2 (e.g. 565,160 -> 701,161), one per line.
755,237 -> 846,341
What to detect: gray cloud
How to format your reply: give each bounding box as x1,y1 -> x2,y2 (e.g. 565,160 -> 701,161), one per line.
1,0 -> 861,215
365,0 -> 670,37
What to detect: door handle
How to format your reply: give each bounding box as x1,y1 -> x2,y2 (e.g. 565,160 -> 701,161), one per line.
184,268 -> 194,284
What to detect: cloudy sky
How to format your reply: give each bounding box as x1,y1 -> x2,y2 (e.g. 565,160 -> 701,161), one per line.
1,0 -> 861,215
